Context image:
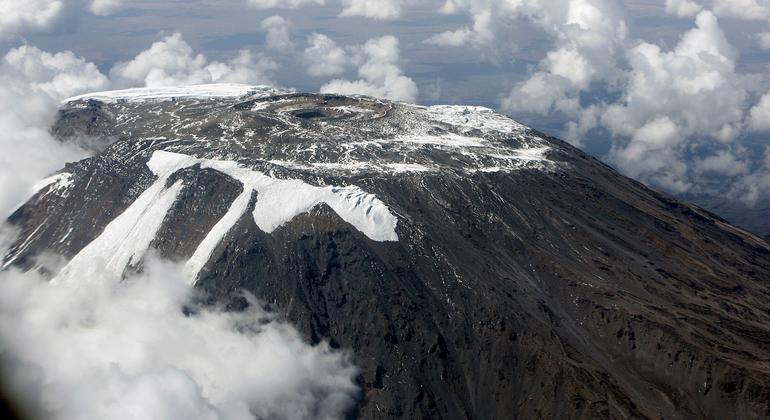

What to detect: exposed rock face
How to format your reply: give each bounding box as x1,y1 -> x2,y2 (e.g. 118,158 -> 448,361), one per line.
5,84 -> 770,419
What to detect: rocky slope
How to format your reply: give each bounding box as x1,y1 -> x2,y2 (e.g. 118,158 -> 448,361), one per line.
5,84 -> 770,419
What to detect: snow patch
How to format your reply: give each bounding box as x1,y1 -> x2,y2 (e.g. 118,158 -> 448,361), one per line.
64,84 -> 291,104
389,133 -> 488,148
57,150 -> 399,285
31,173 -> 73,196
269,160 -> 434,174
6,172 -> 76,218
423,105 -> 528,134
54,178 -> 184,284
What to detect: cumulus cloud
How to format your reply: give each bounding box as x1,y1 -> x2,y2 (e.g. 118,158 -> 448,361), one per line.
110,33 -> 278,88
245,0 -> 405,18
339,0 -> 407,19
500,0 -> 627,118
665,0 -> 703,17
246,0 -> 324,9
89,0 -> 125,16
749,92 -> 770,132
602,11 -> 749,190
0,0 -> 66,40
0,0 -> 131,40
694,149 -> 750,177
712,0 -> 769,20
261,15 -> 293,51
303,33 -> 348,77
4,45 -> 110,99
0,256 -> 359,420
320,35 -> 418,102
0,45 -> 109,217
425,5 -> 496,48
727,149 -> 770,205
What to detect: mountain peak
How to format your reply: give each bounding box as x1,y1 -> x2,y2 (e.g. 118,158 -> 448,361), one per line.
60,88 -> 554,175
63,83 -> 292,104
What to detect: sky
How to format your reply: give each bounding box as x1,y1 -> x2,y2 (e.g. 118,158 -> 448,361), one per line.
2,1 -> 770,418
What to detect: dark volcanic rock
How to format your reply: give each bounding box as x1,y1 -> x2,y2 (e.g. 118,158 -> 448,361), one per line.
5,85 -> 770,419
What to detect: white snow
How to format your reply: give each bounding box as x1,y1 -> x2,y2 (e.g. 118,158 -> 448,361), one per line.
158,151 -> 399,239
54,178 -> 183,284
423,105 -> 528,134
389,133 -> 489,148
56,150 -> 399,285
31,173 -> 73,196
6,172 -> 75,218
383,163 -> 434,173
1,223 -> 45,270
486,146 -> 551,163
184,187 -> 253,282
268,160 -> 434,174
170,151 -> 399,282
63,84 -> 290,104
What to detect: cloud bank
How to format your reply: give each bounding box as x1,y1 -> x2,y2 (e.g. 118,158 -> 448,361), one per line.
110,33 -> 277,88
0,0 -> 66,40
0,0 -> 130,40
0,257 -> 359,420
89,0 -> 125,16
261,16 -> 294,51
246,0 -> 324,9
0,45 -> 108,218
303,33 -> 348,77
319,35 -> 418,102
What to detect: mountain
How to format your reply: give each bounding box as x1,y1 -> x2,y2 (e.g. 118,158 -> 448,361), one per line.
5,84 -> 770,419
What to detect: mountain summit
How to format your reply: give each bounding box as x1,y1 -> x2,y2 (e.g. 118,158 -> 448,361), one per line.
5,84 -> 770,419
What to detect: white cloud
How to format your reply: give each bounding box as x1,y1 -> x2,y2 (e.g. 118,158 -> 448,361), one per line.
246,0 -> 324,8
495,0 -> 627,117
247,0 -> 407,19
749,92 -> 770,132
261,15 -> 293,51
0,0 -> 132,39
0,256 -> 359,420
110,33 -> 278,88
0,0 -> 65,40
727,149 -> 770,205
4,45 -> 110,99
543,47 -> 596,89
502,72 -> 574,116
695,149 -> 750,177
601,11 -> 748,189
0,45 -> 109,217
425,8 -> 494,47
303,33 -> 349,77
339,0 -> 407,19
712,0 -> 769,20
665,0 -> 703,17
608,116 -> 692,193
320,35 -> 418,102
89,0 -> 125,16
